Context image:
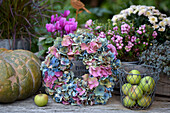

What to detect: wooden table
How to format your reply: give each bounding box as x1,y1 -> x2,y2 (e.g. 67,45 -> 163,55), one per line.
1,95 -> 170,113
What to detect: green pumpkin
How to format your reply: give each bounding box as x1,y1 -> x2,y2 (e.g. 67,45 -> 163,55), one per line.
0,48 -> 41,103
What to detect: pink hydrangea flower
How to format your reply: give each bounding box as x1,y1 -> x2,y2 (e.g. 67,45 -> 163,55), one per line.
61,35 -> 74,46
100,66 -> 108,77
62,101 -> 69,105
81,41 -> 102,54
88,77 -> 99,89
82,74 -> 89,81
55,71 -> 63,77
107,44 -> 118,56
72,97 -> 81,105
89,66 -> 101,77
85,59 -> 95,66
76,87 -> 86,96
44,75 -> 57,89
48,46 -> 60,58
105,66 -> 112,75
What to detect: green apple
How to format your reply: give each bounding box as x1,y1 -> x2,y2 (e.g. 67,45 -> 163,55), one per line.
34,94 -> 48,107
137,96 -> 152,107
128,85 -> 143,100
127,70 -> 141,84
123,96 -> 136,107
139,76 -> 155,92
122,83 -> 132,95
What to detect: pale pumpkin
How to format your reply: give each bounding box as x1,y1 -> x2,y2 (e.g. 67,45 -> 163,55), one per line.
0,48 -> 41,103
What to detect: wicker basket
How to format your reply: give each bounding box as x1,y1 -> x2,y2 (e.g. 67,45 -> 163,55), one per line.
118,64 -> 160,110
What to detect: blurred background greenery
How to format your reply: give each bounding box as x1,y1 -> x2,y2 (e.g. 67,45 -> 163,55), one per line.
36,0 -> 170,34
1,0 -> 169,53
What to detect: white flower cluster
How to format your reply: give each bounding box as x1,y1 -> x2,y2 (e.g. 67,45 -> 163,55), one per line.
111,5 -> 170,32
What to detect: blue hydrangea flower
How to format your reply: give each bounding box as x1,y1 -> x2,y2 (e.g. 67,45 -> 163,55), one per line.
61,58 -> 70,65
94,85 -> 105,96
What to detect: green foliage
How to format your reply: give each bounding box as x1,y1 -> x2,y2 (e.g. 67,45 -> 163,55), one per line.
0,0 -> 52,51
38,35 -> 55,57
101,0 -> 170,16
139,40 -> 170,76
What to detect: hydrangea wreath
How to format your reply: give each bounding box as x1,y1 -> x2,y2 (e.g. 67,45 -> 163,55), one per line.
41,30 -> 121,105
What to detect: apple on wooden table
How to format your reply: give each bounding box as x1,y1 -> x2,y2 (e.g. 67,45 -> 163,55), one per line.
34,94 -> 48,107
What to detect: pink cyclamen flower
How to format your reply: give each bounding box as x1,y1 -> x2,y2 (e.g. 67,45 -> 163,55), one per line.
64,21 -> 77,34
61,10 -> 70,17
88,77 -> 99,89
61,35 -> 73,46
55,21 -> 61,30
89,66 -> 101,77
51,15 -> 55,24
59,17 -> 66,28
46,24 -> 55,32
55,14 -> 61,21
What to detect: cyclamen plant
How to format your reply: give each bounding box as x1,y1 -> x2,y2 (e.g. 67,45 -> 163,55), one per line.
38,10 -> 78,57
85,19 -> 157,61
46,10 -> 78,37
111,5 -> 170,43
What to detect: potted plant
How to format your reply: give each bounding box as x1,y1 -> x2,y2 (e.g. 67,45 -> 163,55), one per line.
139,40 -> 170,97
111,5 -> 170,43
38,10 -> 78,57
84,19 -> 157,62
0,0 -> 52,51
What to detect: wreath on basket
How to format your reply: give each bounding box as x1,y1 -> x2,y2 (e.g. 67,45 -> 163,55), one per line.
41,31 -> 121,105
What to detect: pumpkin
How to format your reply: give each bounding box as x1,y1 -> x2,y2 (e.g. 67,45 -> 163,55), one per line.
0,48 -> 41,103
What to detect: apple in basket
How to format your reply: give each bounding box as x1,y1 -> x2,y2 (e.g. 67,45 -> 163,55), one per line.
123,96 -> 136,107
137,96 -> 152,107
139,76 -> 155,93
128,85 -> 143,100
122,83 -> 132,95
127,70 -> 141,84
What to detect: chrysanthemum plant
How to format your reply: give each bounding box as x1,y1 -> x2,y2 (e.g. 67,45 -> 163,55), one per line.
85,19 -> 157,61
111,5 -> 170,43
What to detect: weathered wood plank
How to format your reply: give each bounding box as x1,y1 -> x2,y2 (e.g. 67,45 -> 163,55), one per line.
0,95 -> 170,113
